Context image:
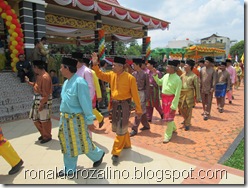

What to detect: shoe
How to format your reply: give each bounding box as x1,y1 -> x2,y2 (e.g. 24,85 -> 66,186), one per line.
203,116 -> 208,121
93,152 -> 105,167
232,96 -> 234,100
99,118 -> 104,128
40,138 -> 52,144
229,101 -> 232,104
184,126 -> 190,131
163,138 -> 170,143
139,126 -> 150,131
130,130 -> 137,137
111,155 -> 119,163
8,159 -> 24,175
38,136 -> 43,141
160,113 -> 164,120
219,109 -> 224,113
148,120 -> 151,122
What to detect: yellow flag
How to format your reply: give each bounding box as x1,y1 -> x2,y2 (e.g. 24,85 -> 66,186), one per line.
241,53 -> 244,64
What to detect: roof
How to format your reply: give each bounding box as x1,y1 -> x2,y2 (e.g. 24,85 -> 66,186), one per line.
46,0 -> 170,30
201,34 -> 229,40
101,0 -> 120,6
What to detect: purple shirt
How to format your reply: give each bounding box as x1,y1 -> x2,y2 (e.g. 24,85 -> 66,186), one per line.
226,66 -> 236,84
76,65 -> 95,100
144,68 -> 162,87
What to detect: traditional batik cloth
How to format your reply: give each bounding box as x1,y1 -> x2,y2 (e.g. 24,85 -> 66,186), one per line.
58,112 -> 95,157
215,83 -> 227,98
179,89 -> 195,108
112,99 -> 131,136
161,94 -> 176,122
58,74 -> 103,174
29,94 -> 52,122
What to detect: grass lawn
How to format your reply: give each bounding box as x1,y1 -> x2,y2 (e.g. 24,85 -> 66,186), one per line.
223,138 -> 244,170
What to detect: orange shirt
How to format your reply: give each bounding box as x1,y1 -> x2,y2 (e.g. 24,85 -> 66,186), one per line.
33,71 -> 52,106
192,67 -> 200,77
92,65 -> 142,114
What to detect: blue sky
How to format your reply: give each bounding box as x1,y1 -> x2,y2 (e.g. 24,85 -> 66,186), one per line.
117,0 -> 245,48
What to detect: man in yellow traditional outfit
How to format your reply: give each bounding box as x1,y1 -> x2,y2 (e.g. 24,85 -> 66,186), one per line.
179,59 -> 201,131
0,127 -> 24,175
91,53 -> 142,164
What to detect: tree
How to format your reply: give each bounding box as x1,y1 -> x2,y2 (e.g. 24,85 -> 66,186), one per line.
230,40 -> 244,61
125,40 -> 142,56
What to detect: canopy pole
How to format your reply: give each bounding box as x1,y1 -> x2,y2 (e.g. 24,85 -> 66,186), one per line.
142,26 -> 148,60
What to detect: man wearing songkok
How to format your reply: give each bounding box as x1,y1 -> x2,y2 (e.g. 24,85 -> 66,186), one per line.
200,56 -> 216,120
26,60 -> 53,144
91,53 -> 142,164
0,127 -> 24,175
178,59 -> 201,131
215,62 -> 231,113
225,59 -> 236,104
145,60 -> 164,122
130,58 -> 150,137
57,57 -> 105,177
153,60 -> 182,143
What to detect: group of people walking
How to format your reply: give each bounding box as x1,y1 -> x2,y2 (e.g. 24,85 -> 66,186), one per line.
0,50 -> 243,177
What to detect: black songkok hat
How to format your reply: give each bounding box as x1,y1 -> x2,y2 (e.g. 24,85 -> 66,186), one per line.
148,60 -> 157,66
62,57 -> 78,67
114,56 -> 126,64
82,58 -> 90,66
33,60 -> 44,66
173,60 -> 180,65
168,60 -> 179,67
198,59 -> 205,63
186,59 -> 195,68
205,56 -> 214,63
132,58 -> 143,65
225,59 -> 232,63
221,61 -> 227,66
71,52 -> 83,60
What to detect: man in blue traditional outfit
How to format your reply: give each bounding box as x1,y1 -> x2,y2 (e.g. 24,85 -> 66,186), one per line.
215,61 -> 231,113
57,57 -> 105,177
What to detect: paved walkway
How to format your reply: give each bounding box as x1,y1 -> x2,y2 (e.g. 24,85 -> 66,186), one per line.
0,86 -> 244,184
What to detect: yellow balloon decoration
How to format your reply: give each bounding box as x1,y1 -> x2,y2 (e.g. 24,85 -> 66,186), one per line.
6,15 -> 12,21
1,13 -> 6,19
10,45 -> 15,51
12,40 -> 18,46
1,0 -> 25,72
13,57 -> 19,63
12,32 -> 18,38
10,24 -> 16,30
12,49 -> 18,55
10,36 -> 14,41
10,53 -> 15,58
